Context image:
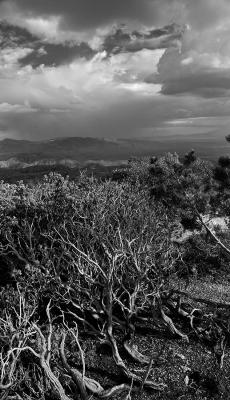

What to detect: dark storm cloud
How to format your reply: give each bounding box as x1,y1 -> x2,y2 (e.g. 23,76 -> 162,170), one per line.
146,48 -> 230,98
0,20 -> 37,48
1,0 -> 230,142
103,23 -> 185,55
20,23 -> 183,68
4,0 -> 162,30
20,42 -> 95,67
0,18 -> 182,69
0,21 -> 95,67
3,0 -> 230,39
160,70 -> 230,98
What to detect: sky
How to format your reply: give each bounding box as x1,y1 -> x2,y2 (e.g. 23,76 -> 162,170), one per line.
0,0 -> 230,141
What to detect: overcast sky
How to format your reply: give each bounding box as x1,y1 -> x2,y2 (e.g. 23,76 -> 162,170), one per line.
0,0 -> 230,141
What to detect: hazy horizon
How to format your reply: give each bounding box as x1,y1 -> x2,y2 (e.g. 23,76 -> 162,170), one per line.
0,131 -> 229,163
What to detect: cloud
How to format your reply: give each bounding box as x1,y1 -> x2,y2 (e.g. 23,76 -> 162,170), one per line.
149,47 -> 230,98
0,21 -> 95,68
0,102 -> 36,113
2,92 -> 230,142
5,0 -> 225,36
20,42 -> 95,68
183,0 -> 230,31
0,20 -> 37,47
102,23 -> 185,55
0,0 -> 169,31
0,46 -> 32,67
16,23 -> 181,68
0,48 -> 164,109
0,46 -> 168,139
1,0 -> 230,48
0,0 -> 230,143
142,1 -> 230,99
0,0 -> 191,45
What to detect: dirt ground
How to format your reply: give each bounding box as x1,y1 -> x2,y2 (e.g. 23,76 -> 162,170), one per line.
69,276 -> 230,400
75,330 -> 230,399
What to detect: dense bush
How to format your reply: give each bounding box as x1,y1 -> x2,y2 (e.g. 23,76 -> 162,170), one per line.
1,150 -> 230,399
0,171 -> 180,398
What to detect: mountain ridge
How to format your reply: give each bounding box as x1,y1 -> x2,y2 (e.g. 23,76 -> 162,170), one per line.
0,135 -> 228,168
0,136 -> 153,168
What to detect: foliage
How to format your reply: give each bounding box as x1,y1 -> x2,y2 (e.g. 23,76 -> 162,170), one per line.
1,146 -> 230,399
0,171 -> 178,398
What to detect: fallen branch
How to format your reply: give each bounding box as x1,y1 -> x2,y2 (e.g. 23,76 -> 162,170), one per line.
123,341 -> 150,365
139,357 -> 153,395
30,303 -> 71,400
60,332 -> 88,400
106,326 -> 166,390
60,332 -> 131,399
159,306 -> 189,342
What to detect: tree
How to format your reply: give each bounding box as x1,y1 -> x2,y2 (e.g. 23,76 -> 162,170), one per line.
183,149 -> 196,166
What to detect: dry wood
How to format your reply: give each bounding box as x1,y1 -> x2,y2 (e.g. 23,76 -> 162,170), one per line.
60,332 -> 131,399
159,306 -> 189,342
60,333 -> 88,400
106,326 -> 166,390
123,340 -> 150,365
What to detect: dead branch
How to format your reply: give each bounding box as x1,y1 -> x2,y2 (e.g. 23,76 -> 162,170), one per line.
139,357 -> 153,395
60,332 -> 88,400
106,327 -> 166,390
195,210 -> 230,257
0,296 -> 70,400
0,291 -> 36,392
168,167 -> 230,257
60,332 -> 131,399
123,341 -> 150,365
106,291 -> 166,391
157,296 -> 189,342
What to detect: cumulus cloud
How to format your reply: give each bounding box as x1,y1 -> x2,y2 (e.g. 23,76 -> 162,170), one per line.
0,43 -> 168,139
0,46 -> 32,67
149,47 -> 230,97
142,0 -> 230,99
0,48 -> 164,110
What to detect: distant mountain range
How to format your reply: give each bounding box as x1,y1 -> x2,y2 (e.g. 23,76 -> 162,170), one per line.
0,136 -> 181,169
0,137 -> 157,168
0,135 -> 228,169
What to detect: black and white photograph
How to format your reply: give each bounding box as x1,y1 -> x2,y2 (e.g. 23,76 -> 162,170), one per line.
0,1 -> 230,399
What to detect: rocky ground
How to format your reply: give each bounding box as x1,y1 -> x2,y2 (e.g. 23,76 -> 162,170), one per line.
64,275 -> 230,400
